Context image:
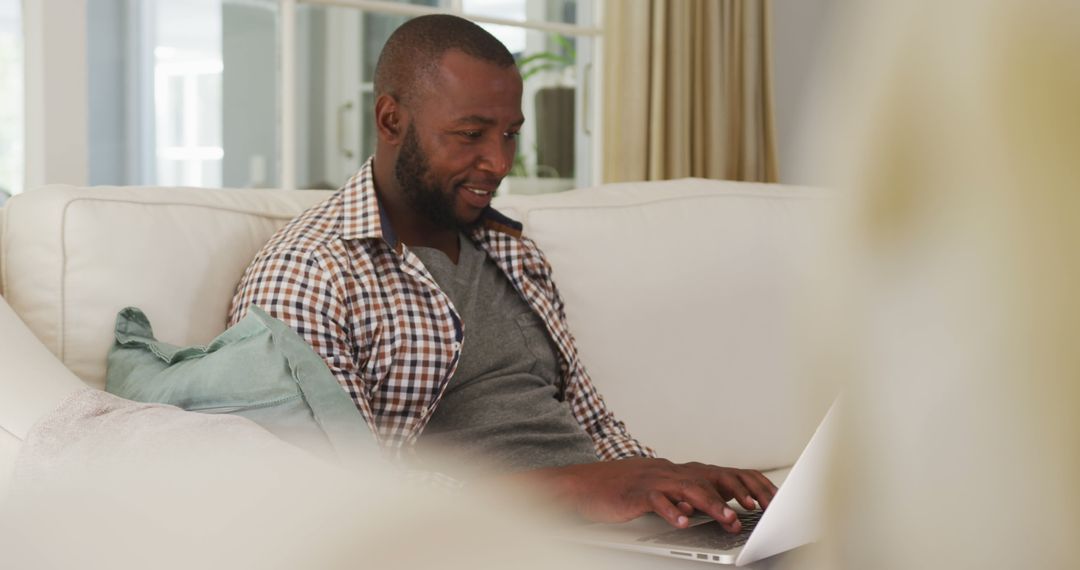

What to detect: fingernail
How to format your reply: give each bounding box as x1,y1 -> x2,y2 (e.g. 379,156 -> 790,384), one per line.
723,507 -> 734,518
677,516 -> 688,526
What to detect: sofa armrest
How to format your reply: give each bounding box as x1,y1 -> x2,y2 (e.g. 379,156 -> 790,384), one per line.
0,291 -> 86,496
0,295 -> 85,443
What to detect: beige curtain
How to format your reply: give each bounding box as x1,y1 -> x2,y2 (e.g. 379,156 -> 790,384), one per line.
602,0 -> 778,183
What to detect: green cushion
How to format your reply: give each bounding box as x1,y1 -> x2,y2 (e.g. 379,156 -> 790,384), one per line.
106,305 -> 374,467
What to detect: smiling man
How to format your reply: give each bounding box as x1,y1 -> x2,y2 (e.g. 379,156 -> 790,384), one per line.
230,14 -> 774,532
372,37 -> 523,261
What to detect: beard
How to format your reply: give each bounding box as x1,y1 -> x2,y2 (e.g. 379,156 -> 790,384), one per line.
395,124 -> 483,233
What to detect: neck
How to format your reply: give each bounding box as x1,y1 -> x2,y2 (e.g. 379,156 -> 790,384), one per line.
372,153 -> 461,262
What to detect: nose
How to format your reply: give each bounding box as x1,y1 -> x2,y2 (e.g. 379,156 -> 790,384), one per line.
476,136 -> 515,179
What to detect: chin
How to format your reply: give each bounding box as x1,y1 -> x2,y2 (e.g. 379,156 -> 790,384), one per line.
454,209 -> 487,232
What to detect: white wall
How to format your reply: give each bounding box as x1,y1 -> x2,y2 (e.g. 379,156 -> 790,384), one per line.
771,0 -> 837,185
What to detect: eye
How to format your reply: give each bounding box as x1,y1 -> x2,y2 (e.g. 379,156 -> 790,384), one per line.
459,130 -> 482,139
504,130 -> 520,141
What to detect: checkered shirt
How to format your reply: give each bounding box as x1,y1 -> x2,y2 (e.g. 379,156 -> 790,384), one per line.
229,158 -> 655,465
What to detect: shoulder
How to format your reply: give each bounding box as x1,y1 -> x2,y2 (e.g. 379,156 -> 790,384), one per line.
475,229 -> 556,291
261,191 -> 348,256
234,193 -> 355,308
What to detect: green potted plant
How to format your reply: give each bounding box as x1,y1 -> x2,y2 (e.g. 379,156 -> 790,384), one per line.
507,35 -> 577,193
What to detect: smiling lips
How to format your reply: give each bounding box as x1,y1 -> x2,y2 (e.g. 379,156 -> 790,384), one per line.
459,184 -> 495,209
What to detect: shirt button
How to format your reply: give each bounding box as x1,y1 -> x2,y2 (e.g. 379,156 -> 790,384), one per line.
452,342 -> 461,351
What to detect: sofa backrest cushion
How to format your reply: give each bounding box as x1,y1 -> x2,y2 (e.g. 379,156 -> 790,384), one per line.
1,186 -> 330,389
2,179 -> 833,470
496,179 -> 835,470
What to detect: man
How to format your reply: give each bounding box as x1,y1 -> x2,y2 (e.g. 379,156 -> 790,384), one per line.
230,14 -> 775,532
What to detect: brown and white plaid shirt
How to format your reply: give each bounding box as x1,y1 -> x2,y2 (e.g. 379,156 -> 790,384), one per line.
230,158 -> 653,465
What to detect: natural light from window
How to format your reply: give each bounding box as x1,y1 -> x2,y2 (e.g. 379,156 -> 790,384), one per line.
0,0 -> 22,201
153,0 -> 223,187
84,0 -> 593,192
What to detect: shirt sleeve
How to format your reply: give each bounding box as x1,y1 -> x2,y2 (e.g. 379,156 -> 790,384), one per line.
229,246 -> 381,443
528,248 -> 656,461
235,227 -> 652,471
559,303 -> 657,459
230,245 -> 468,489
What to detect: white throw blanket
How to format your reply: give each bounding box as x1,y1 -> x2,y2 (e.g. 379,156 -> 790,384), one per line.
1,388 -> 356,569
0,388 -> 595,570
11,387 -> 313,485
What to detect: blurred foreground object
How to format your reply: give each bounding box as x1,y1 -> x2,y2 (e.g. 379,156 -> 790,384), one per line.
801,0 -> 1080,568
0,388 -> 596,570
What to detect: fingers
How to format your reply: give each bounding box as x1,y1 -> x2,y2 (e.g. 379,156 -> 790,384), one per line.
714,471 -> 758,510
676,501 -> 695,516
709,468 -> 778,510
740,471 -> 778,509
668,481 -> 740,532
648,491 -> 691,528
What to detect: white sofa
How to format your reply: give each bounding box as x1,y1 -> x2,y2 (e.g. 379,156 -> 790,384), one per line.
0,178 -> 834,511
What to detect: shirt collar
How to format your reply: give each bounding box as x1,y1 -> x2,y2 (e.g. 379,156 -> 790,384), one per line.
340,156 -> 523,245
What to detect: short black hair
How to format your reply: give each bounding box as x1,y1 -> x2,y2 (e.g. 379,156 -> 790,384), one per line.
373,14 -> 517,105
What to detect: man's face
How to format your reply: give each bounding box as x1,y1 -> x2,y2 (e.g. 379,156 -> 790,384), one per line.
393,50 -> 524,231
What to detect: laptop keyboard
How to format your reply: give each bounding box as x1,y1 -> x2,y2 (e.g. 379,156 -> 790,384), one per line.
637,510 -> 763,551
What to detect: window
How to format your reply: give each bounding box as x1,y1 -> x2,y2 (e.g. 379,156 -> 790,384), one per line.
88,0 -> 276,188
293,0 -> 597,194
84,0 -> 598,193
152,1 -> 224,187
0,0 -> 22,203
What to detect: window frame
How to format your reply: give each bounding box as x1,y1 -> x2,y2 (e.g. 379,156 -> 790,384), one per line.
281,0 -> 604,191
24,0 -> 603,191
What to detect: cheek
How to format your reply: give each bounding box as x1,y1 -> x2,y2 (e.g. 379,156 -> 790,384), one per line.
426,143 -> 475,181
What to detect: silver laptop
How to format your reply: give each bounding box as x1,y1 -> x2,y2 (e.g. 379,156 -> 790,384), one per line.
562,401 -> 838,566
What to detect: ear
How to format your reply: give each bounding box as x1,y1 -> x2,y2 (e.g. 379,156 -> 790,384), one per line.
374,93 -> 406,145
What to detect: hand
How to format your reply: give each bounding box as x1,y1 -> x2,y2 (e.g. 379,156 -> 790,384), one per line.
517,458 -> 778,532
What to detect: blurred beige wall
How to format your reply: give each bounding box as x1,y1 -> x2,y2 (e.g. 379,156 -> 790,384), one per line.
800,1 -> 1080,568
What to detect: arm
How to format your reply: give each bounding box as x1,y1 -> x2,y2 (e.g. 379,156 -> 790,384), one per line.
520,249 -> 777,530
231,247 -> 466,488
230,248 -> 379,442
522,244 -> 653,460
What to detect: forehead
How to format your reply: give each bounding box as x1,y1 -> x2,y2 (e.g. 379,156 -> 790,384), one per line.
412,50 -> 523,124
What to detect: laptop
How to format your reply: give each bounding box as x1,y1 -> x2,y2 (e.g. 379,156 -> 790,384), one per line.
562,401 -> 839,566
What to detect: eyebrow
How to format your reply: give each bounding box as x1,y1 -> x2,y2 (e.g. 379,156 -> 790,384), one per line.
453,115 -> 526,127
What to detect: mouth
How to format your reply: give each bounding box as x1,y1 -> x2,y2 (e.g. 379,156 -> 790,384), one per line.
462,185 -> 495,198
458,183 -> 497,211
